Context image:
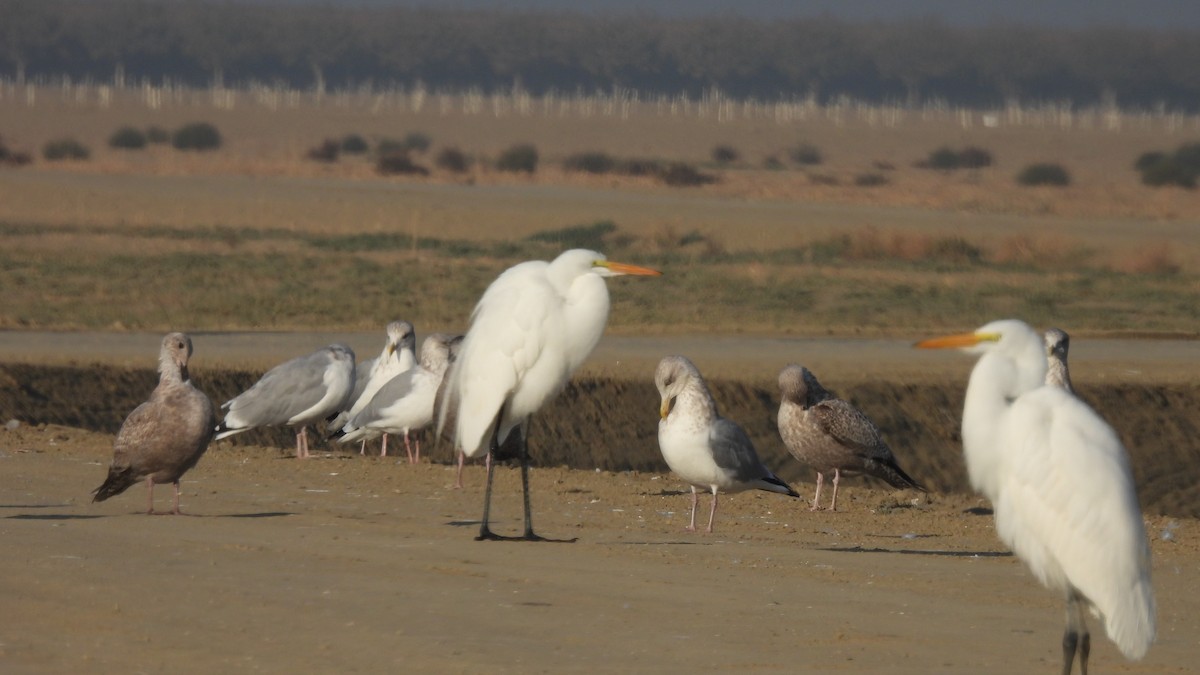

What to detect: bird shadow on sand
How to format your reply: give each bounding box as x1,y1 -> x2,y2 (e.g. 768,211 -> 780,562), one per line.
7,513 -> 105,520
821,544 -> 1012,558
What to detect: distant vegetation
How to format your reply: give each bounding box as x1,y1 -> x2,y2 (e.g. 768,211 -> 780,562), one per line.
171,122 -> 221,151
108,126 -> 146,150
3,1 -> 1200,110
1136,142 -> 1200,189
42,138 -> 90,161
496,143 -> 539,174
916,146 -> 994,171
1016,163 -> 1071,187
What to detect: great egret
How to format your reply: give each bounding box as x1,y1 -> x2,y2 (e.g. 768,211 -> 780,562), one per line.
440,249 -> 660,541
776,364 -> 925,511
655,355 -> 799,533
916,319 -> 1154,674
335,333 -> 461,463
215,343 -> 356,458
92,333 -> 215,514
1044,327 -> 1074,393
329,321 -> 417,457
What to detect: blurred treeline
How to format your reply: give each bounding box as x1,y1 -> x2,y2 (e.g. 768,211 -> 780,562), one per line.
3,0 -> 1199,110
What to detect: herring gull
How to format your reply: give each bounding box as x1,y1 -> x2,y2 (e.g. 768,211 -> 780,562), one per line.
215,343 -> 355,458
655,355 -> 799,533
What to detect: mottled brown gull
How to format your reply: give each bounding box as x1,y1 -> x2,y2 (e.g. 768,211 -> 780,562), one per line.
656,355 -> 799,533
214,343 -> 355,458
92,332 -> 216,515
776,364 -> 925,512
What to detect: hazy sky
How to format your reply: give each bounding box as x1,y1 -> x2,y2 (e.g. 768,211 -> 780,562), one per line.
305,0 -> 1199,30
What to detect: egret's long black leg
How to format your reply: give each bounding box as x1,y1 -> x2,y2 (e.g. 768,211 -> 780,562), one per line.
517,423 -> 545,541
1061,588 -> 1090,675
475,411 -> 504,541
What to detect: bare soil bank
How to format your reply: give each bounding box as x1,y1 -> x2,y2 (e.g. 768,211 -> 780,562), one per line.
3,361 -> 1197,518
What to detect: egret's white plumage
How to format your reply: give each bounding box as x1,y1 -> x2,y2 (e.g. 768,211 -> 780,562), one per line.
440,248 -> 660,540
917,319 -> 1154,674
655,355 -> 799,533
336,333 -> 460,461
215,343 -> 356,458
776,364 -> 925,512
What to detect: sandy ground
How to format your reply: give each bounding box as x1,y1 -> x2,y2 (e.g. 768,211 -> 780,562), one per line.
0,425 -> 1196,674
2,330 -> 1199,673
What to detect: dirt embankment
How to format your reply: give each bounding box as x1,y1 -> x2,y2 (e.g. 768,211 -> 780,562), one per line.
3,362 -> 1197,518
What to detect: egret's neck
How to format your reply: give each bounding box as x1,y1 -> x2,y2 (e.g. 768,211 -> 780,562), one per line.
562,274 -> 610,372
961,351 -> 1021,499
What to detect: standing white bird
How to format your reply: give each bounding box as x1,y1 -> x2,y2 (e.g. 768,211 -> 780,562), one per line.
439,249 -> 660,541
1044,327 -> 1075,393
215,343 -> 356,458
92,332 -> 216,514
334,333 -> 461,462
328,320 -> 417,457
655,355 -> 800,533
776,364 -> 925,512
916,319 -> 1154,675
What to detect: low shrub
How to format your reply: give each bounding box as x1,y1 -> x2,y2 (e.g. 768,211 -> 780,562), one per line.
172,122 -> 221,151
0,136 -> 32,166
435,147 -> 471,173
307,139 -> 340,163
403,131 -> 432,153
377,151 -> 429,176
854,172 -> 888,187
563,151 -> 616,174
616,158 -> 662,176
109,126 -> 147,150
43,138 -> 90,161
789,143 -> 822,165
1016,162 -> 1071,187
711,144 -> 739,165
340,134 -> 369,154
1136,141 -> 1200,188
657,162 -> 716,187
496,143 -> 538,173
957,146 -> 993,169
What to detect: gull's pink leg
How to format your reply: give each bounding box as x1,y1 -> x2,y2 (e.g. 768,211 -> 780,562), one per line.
145,476 -> 156,514
413,437 -> 421,463
705,487 -> 718,534
172,480 -> 183,515
380,433 -> 389,457
403,431 -> 415,464
685,486 -> 699,531
359,439 -> 366,455
454,450 -> 465,489
810,472 -> 825,511
829,469 -> 841,512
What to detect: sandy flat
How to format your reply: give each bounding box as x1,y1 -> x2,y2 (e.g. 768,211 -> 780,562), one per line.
2,326 -> 1198,673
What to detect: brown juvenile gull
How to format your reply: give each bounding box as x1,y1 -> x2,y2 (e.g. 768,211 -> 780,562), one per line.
776,364 -> 925,512
215,343 -> 355,458
656,355 -> 799,533
1044,327 -> 1075,393
328,320 -> 417,457
92,332 -> 216,515
333,333 -> 461,463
